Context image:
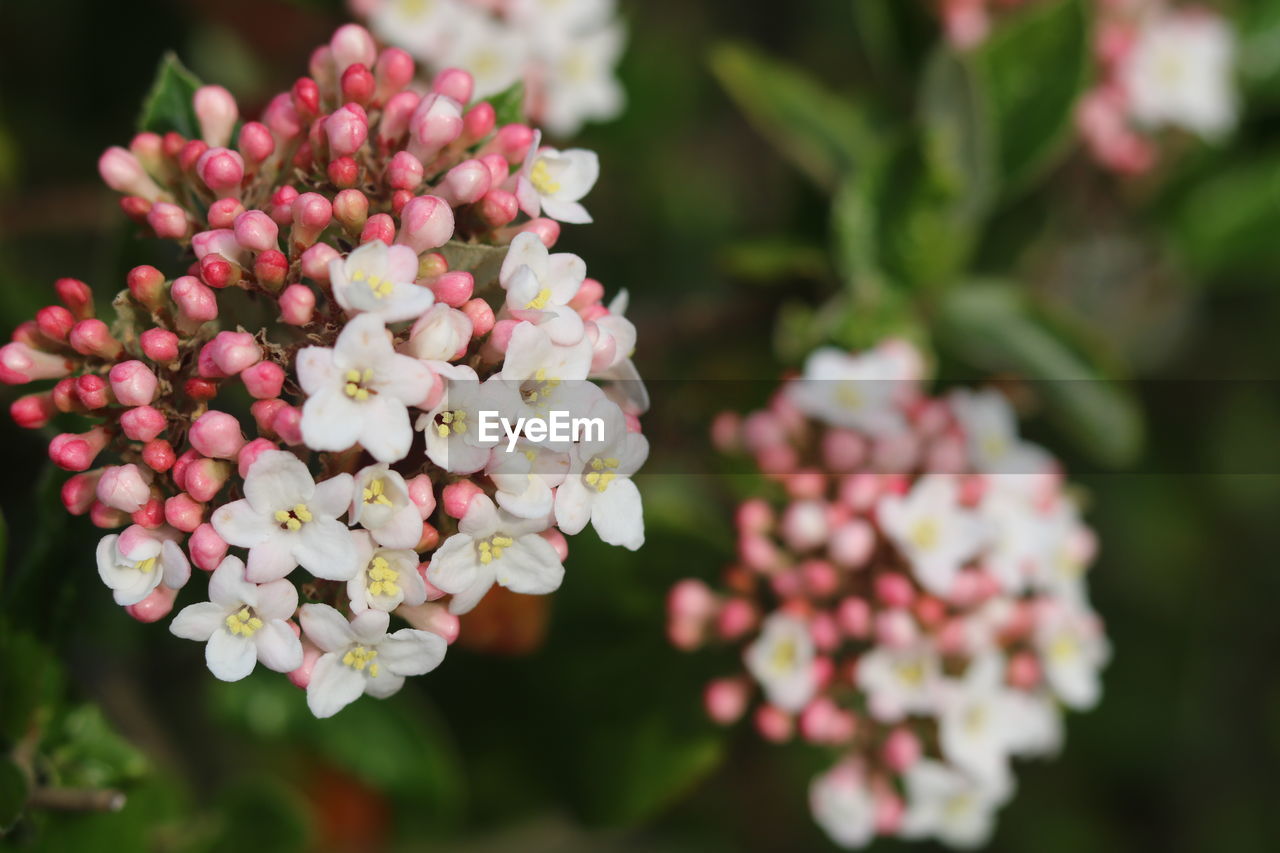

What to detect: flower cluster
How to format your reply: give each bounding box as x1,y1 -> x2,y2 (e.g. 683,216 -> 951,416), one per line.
3,23 -> 646,718
356,0 -> 625,137
669,341 -> 1108,848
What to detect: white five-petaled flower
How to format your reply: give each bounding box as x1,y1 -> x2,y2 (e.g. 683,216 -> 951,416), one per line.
786,346 -> 910,436
879,475 -> 986,596
856,640 -> 942,722
369,0 -> 462,58
809,761 -> 877,850
298,312 -> 433,463
415,368 -> 510,474
1035,601 -> 1110,710
211,450 -> 358,583
330,240 -> 435,323
300,603 -> 447,718
347,531 -> 427,613
535,24 -> 626,137
427,494 -> 564,614
899,759 -> 1009,849
590,289 -> 649,413
95,525 -> 190,606
350,463 -> 422,549
498,231 -> 587,345
554,395 -> 647,550
743,612 -> 817,712
169,555 -> 303,681
500,322 -> 594,432
440,8 -> 528,97
487,441 -> 569,520
936,653 -> 1022,795
514,132 -> 599,224
950,389 -> 1052,475
1121,8 -> 1237,139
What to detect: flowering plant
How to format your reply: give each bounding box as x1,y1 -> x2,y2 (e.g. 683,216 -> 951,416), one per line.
2,23 -> 646,718
670,340 -> 1109,848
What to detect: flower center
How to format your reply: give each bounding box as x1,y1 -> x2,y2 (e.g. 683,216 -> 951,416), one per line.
835,382 -> 862,409
524,288 -> 552,310
366,555 -> 402,598
344,368 -> 377,400
1049,633 -> 1079,663
476,534 -> 514,564
895,659 -> 926,687
350,268 -> 394,299
225,606 -> 264,638
363,477 -> 394,507
981,433 -> 1008,462
521,368 -> 560,406
434,409 -> 468,437
530,159 -> 561,195
585,456 -> 620,492
273,503 -> 313,531
135,556 -> 158,574
910,518 -> 940,551
342,644 -> 379,677
770,637 -> 797,671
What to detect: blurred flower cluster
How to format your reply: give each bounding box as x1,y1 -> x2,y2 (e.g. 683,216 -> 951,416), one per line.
669,340 -> 1108,848
1,23 -> 645,719
356,0 -> 626,136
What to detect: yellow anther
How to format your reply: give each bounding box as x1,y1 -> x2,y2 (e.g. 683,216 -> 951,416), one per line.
910,518 -> 939,550
343,368 -> 376,400
836,383 -> 862,409
440,411 -> 454,423
342,645 -> 379,672
476,534 -> 513,564
436,423 -> 450,437
274,504 -> 311,531
492,536 -> 513,547
136,556 -> 158,574
366,555 -> 402,598
367,275 -> 394,298
530,159 -> 561,195
771,638 -> 797,670
586,457 -> 620,492
345,369 -> 362,382
363,478 -> 393,507
224,606 -> 264,638
293,503 -> 312,522
352,270 -> 366,282
525,288 -> 552,310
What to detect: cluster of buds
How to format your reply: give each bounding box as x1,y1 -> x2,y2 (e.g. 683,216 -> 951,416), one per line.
936,0 -> 1034,49
355,0 -> 625,136
4,23 -> 646,719
669,341 -> 1109,848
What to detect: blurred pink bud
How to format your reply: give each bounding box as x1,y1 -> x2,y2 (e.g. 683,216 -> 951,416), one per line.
518,217 -> 561,248
109,360 -> 158,406
374,47 -> 415,103
837,596 -> 871,638
140,328 -> 179,363
90,500 -> 129,529
1008,651 -> 1042,689
541,528 -> 569,562
882,728 -> 922,773
330,23 -> 377,73
717,598 -> 756,639
396,195 -> 454,253
147,201 -> 190,239
341,64 -> 376,106
196,147 -> 244,196
875,609 -> 918,648
250,398 -> 286,437
300,243 -> 341,282
61,470 -> 103,515
428,270 -> 473,308
408,94 -> 463,161
96,464 -> 151,513
49,426 -> 109,471
238,121 -> 275,166
241,361 -> 285,399
98,146 -> 163,200
272,405 -> 304,445
387,151 -> 424,191
185,457 -> 232,502
68,319 -> 121,359
461,102 -> 496,146
233,210 -> 279,253
129,132 -> 164,176
120,405 -> 168,442
431,67 -> 474,104
442,480 -> 483,518
164,493 -> 205,532
378,91 -> 419,146
291,192 -> 333,247
799,697 -> 856,744
754,705 -> 793,743
194,85 -> 238,147
405,473 -> 436,518
288,639 -> 324,688
875,572 -> 915,608
279,284 -> 316,325
10,392 -> 55,428
437,159 -> 492,206
263,93 -> 302,142
0,342 -> 72,384
54,277 -> 94,319
397,601 -> 461,644
704,678 -> 750,724
126,585 -> 178,623
36,305 -> 74,342
359,213 -> 396,246
485,123 -> 535,165
189,410 -> 246,459
476,189 -> 518,227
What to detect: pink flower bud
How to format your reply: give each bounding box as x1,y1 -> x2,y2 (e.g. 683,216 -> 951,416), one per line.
147,201 -> 190,239
1008,651 -> 1042,689
193,85 -> 238,148
461,297 -> 495,337
754,705 -> 793,743
325,104 -> 370,158
91,500 -> 129,528
208,201 -> 248,232
717,598 -> 756,639
184,457 -> 231,502
290,192 -> 332,248
236,437 -> 278,478
387,151 -> 424,191
272,405 -> 304,445
431,67 -> 474,104
164,493 -> 205,532
875,573 -> 915,608
196,147 -> 244,196
109,360 -> 158,406
405,473 -> 436,518
288,639 -> 323,689
270,186 -> 299,226
192,229 -> 245,263
486,318 -> 518,354
241,361 -> 285,399
423,270 -> 471,308
96,464 -> 152,513
61,470 -> 104,515
142,439 -> 176,473
130,131 -> 164,176
126,585 -> 178,623
233,210 -> 279,253
875,609 -> 918,648
485,123 -> 535,165
10,392 -> 55,428
262,93 -> 301,143
171,276 -> 219,326
291,78 -> 321,120
836,596 -> 871,638
238,121 -> 275,166
279,284 -> 316,325
300,243 -> 341,283
132,497 -> 164,528
127,265 -> 167,311
395,195 -> 454,253
208,330 -> 261,376
408,94 -> 463,161
98,146 -> 163,200
0,340 -> 71,384
882,728 -> 922,772
49,426 -> 109,471
437,158 -> 492,206
120,405 -> 167,442
340,64 -> 376,106
333,189 -> 370,231
397,601 -> 461,644
251,398 -> 286,437
68,319 -> 122,359
330,23 -> 377,73
461,102 -> 496,146
517,217 -> 561,248
359,213 -> 396,246
374,47 -> 415,104
822,429 -> 867,471
140,328 -> 179,363
54,278 -> 94,319
36,305 -> 74,342
189,523 -> 228,572
704,678 -> 749,724
189,410 -> 246,459
378,91 -> 419,146
442,480 -> 483,518
74,374 -> 109,410
476,189 -> 518,227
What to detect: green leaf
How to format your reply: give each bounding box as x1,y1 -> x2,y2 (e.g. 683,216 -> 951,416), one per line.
0,756 -> 28,832
919,47 -> 996,219
965,0 -> 1089,195
935,283 -> 1143,466
137,52 -> 204,138
709,42 -> 877,189
439,240 -> 509,291
1161,152 -> 1280,277
718,237 -> 829,283
483,80 -> 526,128
45,705 -> 148,791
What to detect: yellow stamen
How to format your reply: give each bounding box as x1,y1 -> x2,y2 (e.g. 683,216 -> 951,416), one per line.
525,288 -> 552,310
363,478 -> 393,507
136,556 -> 158,574
530,158 -> 561,195
225,606 -> 264,638
367,555 -> 402,598
342,644 -> 379,673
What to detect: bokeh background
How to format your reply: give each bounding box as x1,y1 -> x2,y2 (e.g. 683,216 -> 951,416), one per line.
3,0 -> 1280,849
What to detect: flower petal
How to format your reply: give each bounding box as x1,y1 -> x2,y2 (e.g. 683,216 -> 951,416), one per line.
206,630 -> 258,681
591,477 -> 645,551
254,620 -> 304,673
300,603 -> 355,653
169,602 -> 226,641
211,499 -> 274,548
243,450 -> 314,511
307,653 -> 365,718
293,519 -> 359,580
379,628 -> 447,677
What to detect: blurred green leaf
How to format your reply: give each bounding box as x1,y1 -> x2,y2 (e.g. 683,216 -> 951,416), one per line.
831,171 -> 885,302
1238,0 -> 1280,103
709,42 -> 877,189
207,779 -> 311,853
0,756 -> 28,832
935,282 -> 1143,466
0,626 -> 61,743
718,237 -> 828,283
45,705 -> 148,791
919,47 -> 997,218
1162,152 -> 1280,277
484,80 -> 527,128
966,0 -> 1088,196
137,52 -> 205,138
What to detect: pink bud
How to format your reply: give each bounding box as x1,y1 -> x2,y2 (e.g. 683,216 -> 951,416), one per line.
272,405 -> 304,445
290,192 -> 333,248
518,217 -> 561,248
408,94 -> 463,161
189,410 -> 246,459
132,497 -> 164,528
241,361 -> 285,399
108,360 -> 158,406
397,601 -> 461,644
387,151 -> 424,191
325,104 -> 370,158
340,64 -> 376,106
49,426 -> 109,471
164,493 -> 205,532
61,470 -> 104,514
54,278 -> 94,319
1007,651 -> 1042,689
431,67 -> 474,104
184,458 -> 231,502
120,405 -> 168,442
74,374 -> 109,410
333,189 -> 370,231
836,596 -> 871,638
875,609 -> 918,648
90,499 -> 130,528
142,439 -> 176,473
372,47 -> 414,104
208,330 -> 261,375
270,186 -> 299,226
476,189 -> 518,228
0,342 -> 72,384
875,573 -> 915,608
461,297 -> 495,337
233,210 -> 279,253
196,147 -> 244,196
829,519 -> 874,569
396,195 -> 455,253
126,585 -> 178,623
488,123 -> 535,165
754,705 -> 793,743
127,265 -> 167,311
66,319 -> 120,359
130,132 -> 164,176
461,102 -> 496,146
263,92 -> 302,142
423,270 -> 471,308
442,480 -> 483,519
193,85 -> 238,148
882,728 -> 922,773
330,24 -> 377,74
140,328 -> 179,363
189,523 -> 228,571
96,464 -> 152,513
35,305 -> 74,342
279,284 -> 316,325
98,146 -> 163,200
405,473 -> 436,518
147,201 -> 190,239
704,678 -> 749,724
10,392 -> 55,428
301,243 -> 341,283
236,437 -> 277,478
288,639 -> 323,688
717,599 -> 756,640
238,121 -> 275,166
437,158 -> 491,206
171,276 -> 219,326
251,398 -> 286,437
378,91 -> 419,146
359,213 -> 396,246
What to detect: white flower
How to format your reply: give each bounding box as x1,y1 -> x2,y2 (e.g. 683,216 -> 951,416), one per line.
856,640 -> 942,722
900,760 -> 1008,849
1003,689 -> 1064,759
350,463 -> 422,549
347,531 -> 427,613
298,312 -> 433,462
369,0 -> 465,58
1035,602 -> 1110,710
809,761 -> 877,850
211,450 -> 358,582
500,322 -> 594,431
1030,498 -> 1095,605
402,303 -> 472,362
488,441 -> 569,519
300,603 -> 447,718
498,231 -> 586,345
554,395 -> 647,550
879,475 -> 986,596
506,0 -> 613,35
743,612 -> 816,712
591,289 -> 649,413
514,132 -> 599,224
441,10 -> 528,98
786,347 -> 908,436
976,483 -> 1046,595
1121,9 -> 1237,138
427,494 -> 564,614
536,24 -> 626,137
950,389 -> 1052,475
415,369 -> 512,474
330,241 -> 435,324
169,555 -> 302,681
95,525 -> 190,606
936,654 -> 1020,794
